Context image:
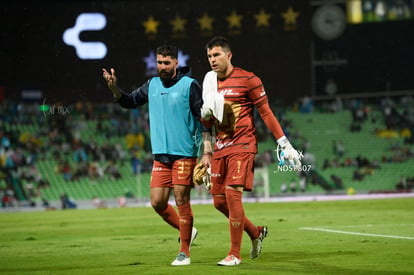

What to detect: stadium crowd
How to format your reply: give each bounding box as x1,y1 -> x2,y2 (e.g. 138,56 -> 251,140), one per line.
1,94 -> 413,207
0,100 -> 153,207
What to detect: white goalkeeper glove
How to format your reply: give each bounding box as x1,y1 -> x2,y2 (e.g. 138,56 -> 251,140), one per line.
277,136 -> 302,169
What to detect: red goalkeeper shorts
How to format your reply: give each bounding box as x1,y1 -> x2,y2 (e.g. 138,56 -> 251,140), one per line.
150,158 -> 196,188
210,152 -> 255,194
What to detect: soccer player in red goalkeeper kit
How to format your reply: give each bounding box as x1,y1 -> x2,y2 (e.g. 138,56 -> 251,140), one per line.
199,36 -> 301,266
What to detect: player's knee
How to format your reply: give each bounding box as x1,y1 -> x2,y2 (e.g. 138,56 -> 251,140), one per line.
213,195 -> 228,214
213,197 -> 223,209
151,200 -> 167,212
174,196 -> 189,206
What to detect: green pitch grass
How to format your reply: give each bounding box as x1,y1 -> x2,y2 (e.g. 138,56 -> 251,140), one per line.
1,198 -> 413,274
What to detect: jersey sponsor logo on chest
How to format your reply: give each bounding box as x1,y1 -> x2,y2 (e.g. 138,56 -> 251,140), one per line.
216,140 -> 234,149
219,89 -> 239,96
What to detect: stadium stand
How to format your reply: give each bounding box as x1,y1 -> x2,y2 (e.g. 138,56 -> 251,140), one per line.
1,97 -> 413,208
271,99 -> 414,195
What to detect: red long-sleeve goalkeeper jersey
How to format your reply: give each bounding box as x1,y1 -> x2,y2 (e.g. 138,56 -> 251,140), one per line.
211,67 -> 284,158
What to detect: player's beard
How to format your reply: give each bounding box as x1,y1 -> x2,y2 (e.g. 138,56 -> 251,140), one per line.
158,68 -> 174,81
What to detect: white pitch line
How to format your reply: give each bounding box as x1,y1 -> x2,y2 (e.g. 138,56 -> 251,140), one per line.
300,227 -> 414,240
